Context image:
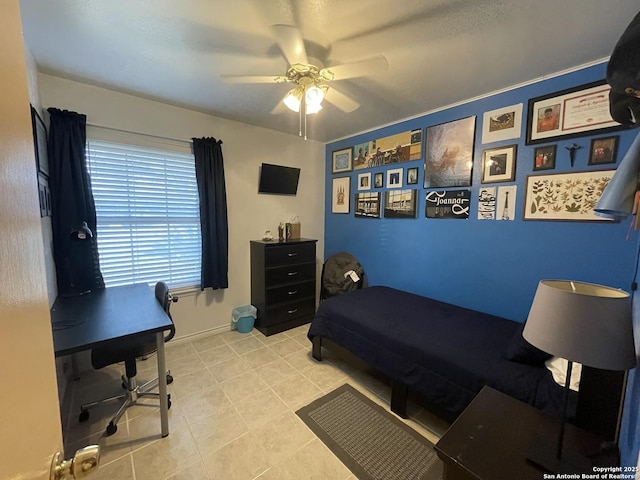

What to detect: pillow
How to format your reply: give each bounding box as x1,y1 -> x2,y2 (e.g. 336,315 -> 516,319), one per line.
545,357 -> 582,392
503,323 -> 552,366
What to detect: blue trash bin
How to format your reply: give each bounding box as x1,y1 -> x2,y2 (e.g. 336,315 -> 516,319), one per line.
232,305 -> 257,333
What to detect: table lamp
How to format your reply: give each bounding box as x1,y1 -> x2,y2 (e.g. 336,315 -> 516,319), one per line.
523,280 -> 636,472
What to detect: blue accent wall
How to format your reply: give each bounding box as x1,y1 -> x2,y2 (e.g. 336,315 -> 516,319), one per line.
324,62 -> 640,466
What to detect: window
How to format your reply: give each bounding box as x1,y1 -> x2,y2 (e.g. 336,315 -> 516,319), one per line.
86,139 -> 201,288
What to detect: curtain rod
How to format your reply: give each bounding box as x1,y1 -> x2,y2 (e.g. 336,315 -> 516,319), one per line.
86,122 -> 192,145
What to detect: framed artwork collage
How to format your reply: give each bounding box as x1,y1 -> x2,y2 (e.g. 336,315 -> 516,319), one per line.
331,79 -> 628,222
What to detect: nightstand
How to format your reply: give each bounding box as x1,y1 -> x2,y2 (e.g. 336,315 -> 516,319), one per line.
435,386 -> 618,480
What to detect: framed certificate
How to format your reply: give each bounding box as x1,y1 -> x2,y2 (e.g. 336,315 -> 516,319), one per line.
525,80 -> 628,145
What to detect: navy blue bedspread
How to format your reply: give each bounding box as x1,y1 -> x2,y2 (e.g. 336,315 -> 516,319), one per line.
308,285 -> 572,418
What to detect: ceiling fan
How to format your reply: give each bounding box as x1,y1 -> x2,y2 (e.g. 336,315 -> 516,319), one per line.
221,24 -> 388,138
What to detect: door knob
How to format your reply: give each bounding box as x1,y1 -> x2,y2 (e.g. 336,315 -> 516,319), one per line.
50,445 -> 100,480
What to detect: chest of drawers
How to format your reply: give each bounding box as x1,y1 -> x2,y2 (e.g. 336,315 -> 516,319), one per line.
250,238 -> 318,336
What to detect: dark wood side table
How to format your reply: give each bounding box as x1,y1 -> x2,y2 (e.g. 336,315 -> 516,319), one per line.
435,386 -> 617,480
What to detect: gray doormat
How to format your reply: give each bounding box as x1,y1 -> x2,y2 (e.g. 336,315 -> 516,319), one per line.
296,384 -> 443,480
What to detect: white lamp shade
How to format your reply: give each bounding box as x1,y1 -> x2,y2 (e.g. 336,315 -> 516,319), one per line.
523,280 -> 636,371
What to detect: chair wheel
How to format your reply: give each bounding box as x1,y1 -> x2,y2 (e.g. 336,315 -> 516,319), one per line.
105,422 -> 117,436
78,409 -> 89,423
167,373 -> 173,385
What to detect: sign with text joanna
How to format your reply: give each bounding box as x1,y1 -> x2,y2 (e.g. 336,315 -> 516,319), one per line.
425,190 -> 470,219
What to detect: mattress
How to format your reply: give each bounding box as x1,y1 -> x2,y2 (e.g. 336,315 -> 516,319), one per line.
308,285 -> 572,417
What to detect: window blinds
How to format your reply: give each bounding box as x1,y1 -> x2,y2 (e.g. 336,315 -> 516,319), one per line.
86,139 -> 201,288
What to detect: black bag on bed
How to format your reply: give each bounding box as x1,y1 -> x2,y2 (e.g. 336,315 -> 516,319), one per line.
320,252 -> 368,301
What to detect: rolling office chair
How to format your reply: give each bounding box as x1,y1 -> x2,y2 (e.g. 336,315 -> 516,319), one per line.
78,282 -> 177,436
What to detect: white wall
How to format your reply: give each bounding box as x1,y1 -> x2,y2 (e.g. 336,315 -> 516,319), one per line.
38,74 -> 326,339
1,3 -> 62,477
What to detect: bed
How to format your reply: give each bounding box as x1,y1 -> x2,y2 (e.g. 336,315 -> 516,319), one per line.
308,285 -> 576,421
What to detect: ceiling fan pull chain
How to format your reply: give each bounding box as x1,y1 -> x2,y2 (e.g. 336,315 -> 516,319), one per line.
303,92 -> 308,140
298,97 -> 303,137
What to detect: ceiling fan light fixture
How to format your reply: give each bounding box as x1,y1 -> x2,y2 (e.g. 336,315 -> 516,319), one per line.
284,88 -> 303,112
306,102 -> 322,114
305,85 -> 324,106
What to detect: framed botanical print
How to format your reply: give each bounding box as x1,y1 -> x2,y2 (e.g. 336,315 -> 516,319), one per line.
523,170 -> 614,221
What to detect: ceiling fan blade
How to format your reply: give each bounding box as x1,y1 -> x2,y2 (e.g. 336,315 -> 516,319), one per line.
220,75 -> 281,84
270,24 -> 309,66
323,56 -> 388,81
324,87 -> 360,113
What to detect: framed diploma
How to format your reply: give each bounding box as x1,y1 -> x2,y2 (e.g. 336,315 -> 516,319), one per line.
525,80 -> 628,145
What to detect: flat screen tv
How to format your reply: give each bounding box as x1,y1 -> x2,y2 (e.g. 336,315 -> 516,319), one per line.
258,163 -> 300,195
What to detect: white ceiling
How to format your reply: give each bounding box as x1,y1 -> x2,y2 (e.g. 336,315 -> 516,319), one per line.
19,0 -> 640,143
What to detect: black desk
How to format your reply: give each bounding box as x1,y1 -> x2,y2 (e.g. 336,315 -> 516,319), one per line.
51,283 -> 173,437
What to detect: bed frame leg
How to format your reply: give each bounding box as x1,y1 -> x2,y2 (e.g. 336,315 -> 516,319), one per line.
391,379 -> 408,418
312,336 -> 322,361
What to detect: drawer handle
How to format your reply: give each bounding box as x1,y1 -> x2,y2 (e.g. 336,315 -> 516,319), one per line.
287,308 -> 298,315
287,252 -> 298,257
287,271 -> 298,276
288,290 -> 298,295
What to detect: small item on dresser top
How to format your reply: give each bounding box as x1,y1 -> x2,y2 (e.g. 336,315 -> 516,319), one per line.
262,230 -> 273,241
288,215 -> 301,239
278,223 -> 284,242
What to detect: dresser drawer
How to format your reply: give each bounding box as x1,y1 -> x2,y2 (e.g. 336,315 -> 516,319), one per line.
266,262 -> 316,285
265,242 -> 316,267
266,280 -> 315,305
263,299 -> 316,326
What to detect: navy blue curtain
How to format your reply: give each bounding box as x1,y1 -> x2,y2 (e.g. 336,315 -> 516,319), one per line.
192,137 -> 229,290
48,108 -> 104,296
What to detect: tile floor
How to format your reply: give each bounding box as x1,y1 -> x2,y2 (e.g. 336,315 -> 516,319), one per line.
59,325 -> 450,480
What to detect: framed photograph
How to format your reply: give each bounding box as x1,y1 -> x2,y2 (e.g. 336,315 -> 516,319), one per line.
387,168 -> 403,188
523,170 -> 615,221
533,145 -> 557,171
525,80 -> 627,145
31,106 -> 49,178
332,147 -> 353,174
357,172 -> 371,190
481,144 -> 517,184
37,174 -> 51,218
481,103 -> 523,144
354,192 -> 381,218
588,136 -> 618,165
374,172 -> 384,188
406,167 -> 419,185
38,181 -> 47,218
384,189 -> 417,218
331,176 -> 350,214
424,116 -> 476,188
